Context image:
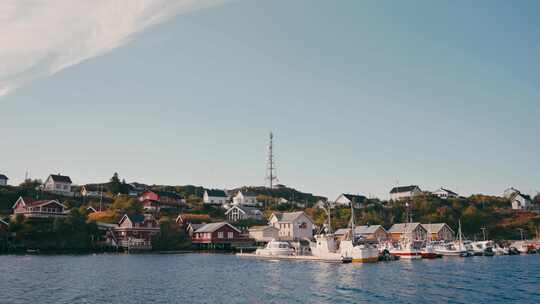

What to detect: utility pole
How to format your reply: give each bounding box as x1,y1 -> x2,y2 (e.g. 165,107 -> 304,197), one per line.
517,228 -> 525,241
266,132 -> 278,189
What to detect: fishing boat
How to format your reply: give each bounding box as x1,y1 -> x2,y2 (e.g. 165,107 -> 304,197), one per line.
389,203 -> 422,259
420,229 -> 442,259
338,204 -> 379,263
435,220 -> 471,257
255,240 -> 294,256
471,240 -> 495,256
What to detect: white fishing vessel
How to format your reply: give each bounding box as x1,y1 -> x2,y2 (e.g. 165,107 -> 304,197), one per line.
389,203 -> 422,259
435,220 -> 471,257
471,240 -> 495,256
255,240 -> 294,256
338,204 -> 379,263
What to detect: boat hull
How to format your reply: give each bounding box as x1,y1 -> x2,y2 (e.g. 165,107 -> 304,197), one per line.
390,251 -> 422,259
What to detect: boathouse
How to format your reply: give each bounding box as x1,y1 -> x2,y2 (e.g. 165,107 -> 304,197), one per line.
388,222 -> 427,241
192,222 -> 250,250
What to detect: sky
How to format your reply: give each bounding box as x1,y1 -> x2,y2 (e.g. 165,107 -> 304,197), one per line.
1,0 -> 539,200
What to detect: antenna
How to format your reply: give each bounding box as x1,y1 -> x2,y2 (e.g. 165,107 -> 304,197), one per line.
266,132 -> 278,189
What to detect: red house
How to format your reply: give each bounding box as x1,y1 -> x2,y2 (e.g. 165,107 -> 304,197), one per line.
138,190 -> 184,210
111,214 -> 160,250
11,197 -> 67,219
192,222 -> 251,250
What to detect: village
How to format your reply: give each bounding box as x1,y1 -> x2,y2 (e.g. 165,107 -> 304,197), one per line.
0,171 -> 539,260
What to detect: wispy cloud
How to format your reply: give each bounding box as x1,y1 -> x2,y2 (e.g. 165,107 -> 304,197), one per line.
0,0 -> 228,97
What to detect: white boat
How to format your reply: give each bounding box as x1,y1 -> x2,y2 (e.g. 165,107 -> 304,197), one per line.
255,240 -> 294,256
435,220 -> 471,257
493,244 -> 509,255
471,240 -> 495,256
337,203 -> 379,263
389,238 -> 422,259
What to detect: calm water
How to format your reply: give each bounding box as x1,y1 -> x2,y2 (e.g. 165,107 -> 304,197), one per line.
0,253 -> 538,304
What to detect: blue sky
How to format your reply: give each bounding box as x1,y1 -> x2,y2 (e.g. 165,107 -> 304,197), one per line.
1,0 -> 539,200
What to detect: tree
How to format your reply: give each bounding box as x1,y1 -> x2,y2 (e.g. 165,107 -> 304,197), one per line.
19,179 -> 42,189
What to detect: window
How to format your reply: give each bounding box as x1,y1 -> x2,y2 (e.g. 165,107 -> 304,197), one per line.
228,232 -> 234,239
218,232 -> 224,239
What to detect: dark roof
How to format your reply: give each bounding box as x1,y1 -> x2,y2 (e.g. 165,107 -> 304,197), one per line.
438,188 -> 458,196
206,189 -> 227,197
343,194 -> 367,202
390,185 -> 419,194
126,214 -> 146,223
49,174 -> 72,183
0,174 -> 8,180
226,205 -> 262,215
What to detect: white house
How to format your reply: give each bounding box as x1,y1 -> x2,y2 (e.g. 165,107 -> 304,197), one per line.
43,174 -> 73,195
248,226 -> 279,243
511,192 -> 533,210
334,193 -> 367,207
389,185 -> 422,201
269,211 -> 314,241
203,189 -> 228,205
432,187 -> 458,199
225,205 -> 263,222
0,174 -> 8,186
81,184 -> 103,198
232,190 -> 259,206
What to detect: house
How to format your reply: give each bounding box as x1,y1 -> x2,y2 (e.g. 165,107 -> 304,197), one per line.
141,199 -> 161,212
355,225 -> 388,240
334,193 -> 367,207
389,185 -> 422,201
112,214 -> 160,250
511,192 -> 533,210
432,187 -> 458,199
232,190 -> 259,206
43,174 -> 73,195
423,223 -> 455,241
80,184 -> 103,198
192,222 -> 249,250
334,225 -> 388,241
11,197 -> 67,218
269,211 -> 314,241
186,223 -> 206,238
248,226 -> 279,243
225,205 -> 263,222
388,223 -> 428,241
203,189 -> 228,205
138,190 -> 184,209
0,174 -> 8,186
129,182 -> 148,195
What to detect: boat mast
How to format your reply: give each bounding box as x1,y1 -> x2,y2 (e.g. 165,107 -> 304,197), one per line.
350,198 -> 356,240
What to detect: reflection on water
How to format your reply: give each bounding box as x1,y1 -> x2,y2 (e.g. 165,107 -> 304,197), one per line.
0,254 -> 538,303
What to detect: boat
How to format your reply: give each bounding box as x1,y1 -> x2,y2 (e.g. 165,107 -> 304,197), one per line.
420,230 -> 442,259
388,203 -> 422,259
338,203 -> 379,263
471,241 -> 495,256
255,240 -> 294,256
435,220 -> 471,257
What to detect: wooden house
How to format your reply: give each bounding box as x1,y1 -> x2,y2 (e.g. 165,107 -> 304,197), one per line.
112,214 -> 160,250
388,222 -> 427,241
423,223 -> 455,241
11,197 -> 67,219
192,222 -> 249,250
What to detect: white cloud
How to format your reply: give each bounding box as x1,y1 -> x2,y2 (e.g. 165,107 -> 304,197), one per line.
0,0 -> 228,97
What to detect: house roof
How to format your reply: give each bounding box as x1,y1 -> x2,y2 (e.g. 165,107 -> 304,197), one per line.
423,223 -> 454,234
512,192 -> 532,201
355,225 -> 386,234
49,174 -> 72,183
238,190 -> 258,197
335,225 -> 385,236
341,194 -> 367,202
194,222 -> 240,233
388,223 -> 424,234
206,189 -> 227,197
121,214 -> 146,224
390,185 -> 420,194
12,197 -> 66,209
0,174 -> 8,180
249,225 -> 278,231
434,187 -> 458,196
271,211 -> 313,224
225,205 -> 262,215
